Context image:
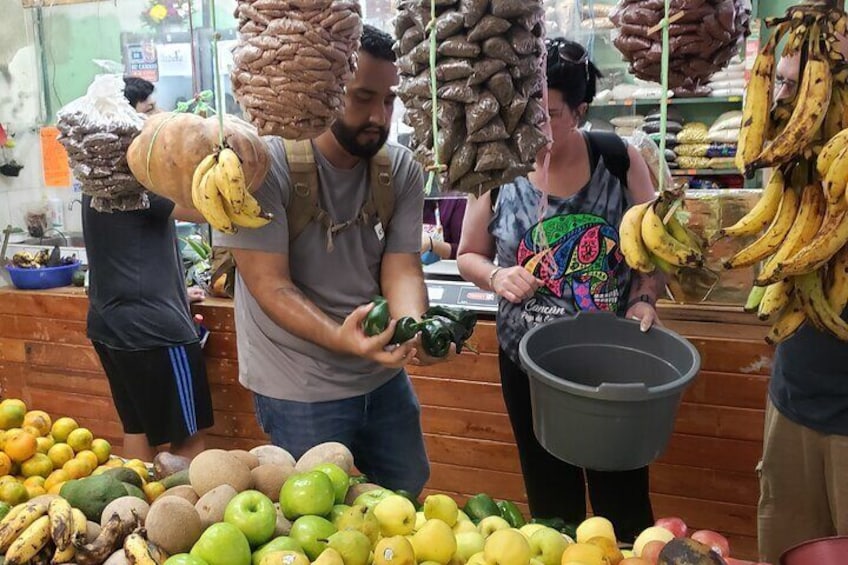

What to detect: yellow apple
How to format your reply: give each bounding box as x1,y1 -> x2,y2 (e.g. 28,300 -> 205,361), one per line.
576,516 -> 616,544
423,494 -> 459,527
453,521 -> 478,535
633,526 -> 675,557
373,535 -> 416,565
529,527 -> 569,565
519,523 -> 546,541
483,528 -> 531,565
374,495 -> 417,537
477,516 -> 511,539
412,519 -> 457,565
453,531 -> 485,563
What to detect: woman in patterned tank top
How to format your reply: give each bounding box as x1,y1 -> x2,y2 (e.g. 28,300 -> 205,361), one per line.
457,38 -> 665,543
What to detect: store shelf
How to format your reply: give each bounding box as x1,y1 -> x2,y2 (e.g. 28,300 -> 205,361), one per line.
671,169 -> 743,176
596,96 -> 743,107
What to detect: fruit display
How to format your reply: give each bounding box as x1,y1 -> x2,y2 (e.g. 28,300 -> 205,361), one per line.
724,4 -> 848,343
10,249 -> 77,269
126,112 -> 271,233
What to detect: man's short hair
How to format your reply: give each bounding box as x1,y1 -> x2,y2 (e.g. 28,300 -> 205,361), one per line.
360,24 -> 396,62
123,76 -> 155,108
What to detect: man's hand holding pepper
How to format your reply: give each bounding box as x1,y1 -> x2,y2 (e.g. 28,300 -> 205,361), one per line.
336,303 -> 416,368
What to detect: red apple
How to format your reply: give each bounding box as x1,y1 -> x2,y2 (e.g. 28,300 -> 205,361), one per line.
690,529 -> 730,557
654,517 -> 688,538
640,540 -> 667,564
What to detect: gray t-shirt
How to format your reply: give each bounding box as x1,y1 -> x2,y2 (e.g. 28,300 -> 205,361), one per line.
217,137 -> 425,402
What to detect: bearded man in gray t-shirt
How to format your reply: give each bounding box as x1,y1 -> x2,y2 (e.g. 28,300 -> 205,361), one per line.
217,25 -> 447,495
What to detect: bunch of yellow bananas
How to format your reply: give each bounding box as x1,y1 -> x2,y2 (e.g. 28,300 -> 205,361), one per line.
191,147 -> 272,234
123,529 -> 169,564
619,197 -> 705,276
0,498 -> 87,565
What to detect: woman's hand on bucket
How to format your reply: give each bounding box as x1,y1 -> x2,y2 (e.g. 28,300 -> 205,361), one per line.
627,301 -> 661,333
491,266 -> 543,303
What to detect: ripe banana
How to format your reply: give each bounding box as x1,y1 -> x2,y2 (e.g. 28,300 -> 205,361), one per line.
0,501 -> 48,552
190,154 -> 217,207
823,85 -> 848,140
824,143 -> 848,207
720,169 -> 785,238
5,514 -> 51,565
826,244 -> 848,313
724,186 -> 800,270
222,196 -> 272,229
758,278 -> 794,321
796,270 -> 848,340
667,213 -> 703,250
54,508 -> 87,564
816,128 -> 848,179
641,201 -> 704,268
74,511 -> 138,565
619,201 -> 656,273
216,148 -> 247,214
756,183 -> 825,285
49,496 -> 74,552
765,294 -> 807,345
195,167 -> 236,234
777,205 -> 848,276
751,47 -> 832,169
737,34 -> 778,173
124,530 -> 168,564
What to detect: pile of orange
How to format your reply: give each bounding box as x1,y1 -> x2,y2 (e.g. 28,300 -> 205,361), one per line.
0,399 -> 115,503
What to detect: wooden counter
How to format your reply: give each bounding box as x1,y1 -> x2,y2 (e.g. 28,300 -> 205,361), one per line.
0,287 -> 771,560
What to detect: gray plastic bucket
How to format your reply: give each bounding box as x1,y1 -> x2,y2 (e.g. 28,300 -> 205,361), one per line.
518,311 -> 700,471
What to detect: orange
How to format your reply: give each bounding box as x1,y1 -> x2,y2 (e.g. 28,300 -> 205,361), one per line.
20,453 -> 53,478
24,484 -> 46,499
44,469 -> 70,492
62,459 -> 90,480
125,462 -> 150,483
23,476 -> 45,489
47,443 -> 74,469
105,457 -> 124,469
75,450 -> 98,471
50,417 -> 78,443
22,411 -> 51,437
143,481 -> 166,503
66,428 -> 93,453
0,404 -> 25,431
0,453 -> 11,477
0,399 -> 26,412
90,439 -> 111,464
0,480 -> 28,505
4,430 -> 38,463
35,435 -> 54,454
47,481 -> 65,495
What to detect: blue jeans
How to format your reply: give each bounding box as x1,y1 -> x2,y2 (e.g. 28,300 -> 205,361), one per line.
253,371 -> 430,496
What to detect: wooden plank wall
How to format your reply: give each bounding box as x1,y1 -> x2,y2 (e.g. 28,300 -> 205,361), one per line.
0,289 -> 771,560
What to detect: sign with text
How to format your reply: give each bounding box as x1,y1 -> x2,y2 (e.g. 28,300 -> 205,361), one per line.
125,42 -> 159,82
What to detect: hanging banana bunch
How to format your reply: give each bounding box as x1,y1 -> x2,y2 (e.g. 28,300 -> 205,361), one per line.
721,3 -> 848,343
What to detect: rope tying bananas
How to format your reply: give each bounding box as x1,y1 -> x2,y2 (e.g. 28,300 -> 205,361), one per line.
727,2 -> 848,343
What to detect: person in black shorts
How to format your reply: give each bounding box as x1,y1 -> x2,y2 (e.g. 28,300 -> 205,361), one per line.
82,77 -> 214,460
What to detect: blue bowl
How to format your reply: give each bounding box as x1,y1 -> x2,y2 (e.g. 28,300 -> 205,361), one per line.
6,261 -> 81,290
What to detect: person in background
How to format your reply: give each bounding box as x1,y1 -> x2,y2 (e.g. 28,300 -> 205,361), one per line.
123,76 -> 159,115
421,197 -> 467,260
757,48 -> 848,563
82,78 -> 212,461
217,25 -> 449,496
457,38 -> 662,542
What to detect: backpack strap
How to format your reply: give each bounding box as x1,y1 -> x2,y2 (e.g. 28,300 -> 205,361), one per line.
368,145 -> 394,230
585,130 -> 630,189
283,140 -> 323,243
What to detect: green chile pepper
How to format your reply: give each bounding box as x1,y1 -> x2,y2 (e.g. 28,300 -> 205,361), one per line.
390,316 -> 421,345
424,305 -> 477,340
430,315 -> 469,354
362,296 -> 390,336
496,500 -> 526,528
420,317 -> 454,358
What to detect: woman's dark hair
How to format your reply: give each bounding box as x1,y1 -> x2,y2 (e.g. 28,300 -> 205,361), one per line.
545,38 -> 602,110
123,76 -> 155,108
361,24 -> 396,62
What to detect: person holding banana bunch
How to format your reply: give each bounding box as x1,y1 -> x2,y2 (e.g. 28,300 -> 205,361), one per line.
457,38 -> 663,543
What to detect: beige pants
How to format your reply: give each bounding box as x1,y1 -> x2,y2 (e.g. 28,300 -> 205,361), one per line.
758,398 -> 848,563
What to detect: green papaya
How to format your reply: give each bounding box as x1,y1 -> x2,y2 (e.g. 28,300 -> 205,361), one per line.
496,500 -> 526,528
104,466 -> 144,488
161,468 -> 190,489
60,474 -> 128,521
463,494 -> 500,524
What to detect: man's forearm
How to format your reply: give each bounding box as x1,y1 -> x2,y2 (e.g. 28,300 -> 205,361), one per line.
381,254 -> 428,319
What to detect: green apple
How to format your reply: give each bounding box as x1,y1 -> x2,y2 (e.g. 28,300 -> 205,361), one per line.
258,550 -> 309,565
453,520 -> 478,535
329,504 -> 351,524
353,488 -> 393,510
332,504 -> 380,544
224,490 -> 277,547
454,532 -> 485,564
312,547 -> 344,565
529,528 -> 568,565
190,522 -> 251,565
251,536 -> 304,565
423,494 -> 458,527
373,535 -> 416,565
280,471 -> 336,520
164,555 -> 209,565
289,515 -> 337,561
478,516 -> 511,539
312,463 -> 350,505
326,530 -> 372,565
483,529 -> 531,565
518,524 -> 546,541
373,495 -> 417,536
411,519 -> 457,564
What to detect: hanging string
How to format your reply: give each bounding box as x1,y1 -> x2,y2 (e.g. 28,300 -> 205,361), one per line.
658,0 -> 671,194
424,0 -> 444,194
209,0 -> 226,147
187,0 -> 200,96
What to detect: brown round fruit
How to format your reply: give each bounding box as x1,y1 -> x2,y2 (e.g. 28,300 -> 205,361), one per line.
188,449 -> 252,496
146,496 -> 203,554
251,463 -> 295,503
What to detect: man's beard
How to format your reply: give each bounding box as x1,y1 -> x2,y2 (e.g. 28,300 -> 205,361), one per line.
331,120 -> 389,159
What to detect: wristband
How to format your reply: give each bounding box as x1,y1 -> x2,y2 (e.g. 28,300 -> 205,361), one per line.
429,237 -> 434,252
626,294 -> 654,310
488,266 -> 503,289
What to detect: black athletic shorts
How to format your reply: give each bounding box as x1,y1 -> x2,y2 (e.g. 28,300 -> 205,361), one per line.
93,341 -> 214,446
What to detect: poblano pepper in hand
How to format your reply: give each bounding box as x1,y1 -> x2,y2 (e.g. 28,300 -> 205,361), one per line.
389,316 -> 421,345
419,317 -> 454,358
362,296 -> 390,336
424,305 -> 477,340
